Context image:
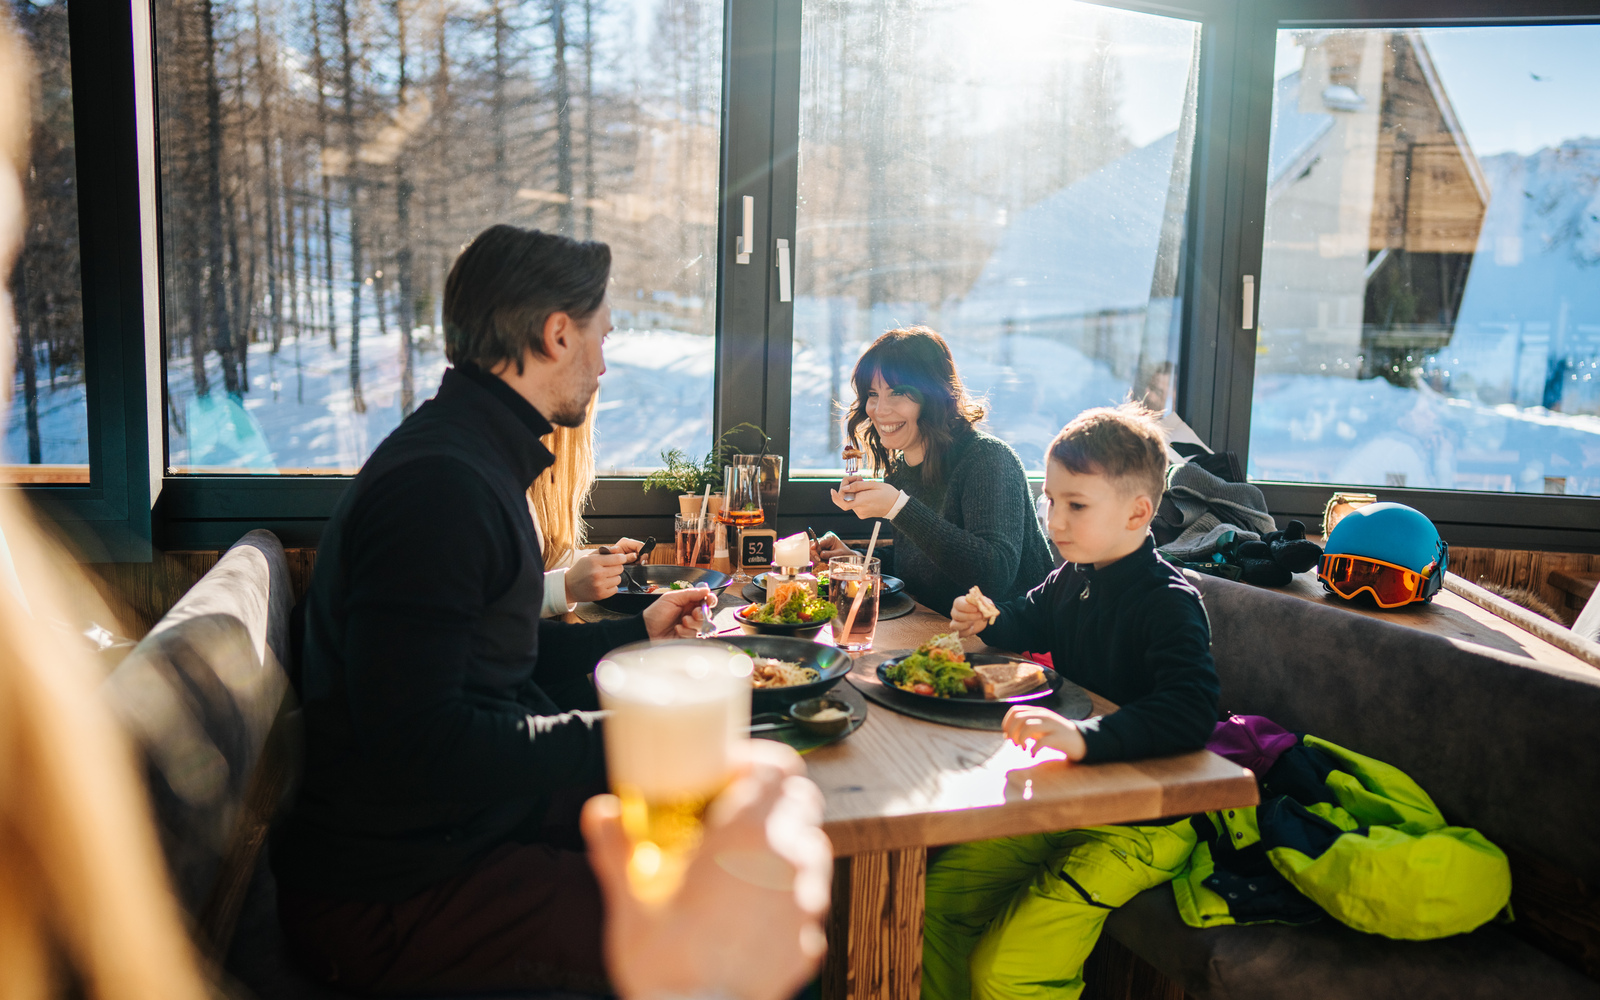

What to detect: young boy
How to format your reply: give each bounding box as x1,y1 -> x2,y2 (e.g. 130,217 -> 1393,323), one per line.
924,405 -> 1221,1000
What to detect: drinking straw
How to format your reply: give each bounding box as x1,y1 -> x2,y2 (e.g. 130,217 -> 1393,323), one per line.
689,483 -> 712,566
838,520 -> 882,643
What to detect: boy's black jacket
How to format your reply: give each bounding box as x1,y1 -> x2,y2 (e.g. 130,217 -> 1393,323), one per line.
981,536 -> 1220,762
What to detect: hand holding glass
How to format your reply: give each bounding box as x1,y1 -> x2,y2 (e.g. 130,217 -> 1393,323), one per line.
595,640 -> 754,904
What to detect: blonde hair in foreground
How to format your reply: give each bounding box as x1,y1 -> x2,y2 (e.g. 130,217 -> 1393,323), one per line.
529,392 -> 599,567
0,13 -> 207,1000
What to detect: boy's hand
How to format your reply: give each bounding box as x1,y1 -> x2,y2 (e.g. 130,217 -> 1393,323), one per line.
949,594 -> 990,638
1002,705 -> 1088,762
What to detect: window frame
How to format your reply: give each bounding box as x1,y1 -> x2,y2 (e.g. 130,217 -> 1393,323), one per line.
24,0 -> 1600,556
1211,0 -> 1600,552
8,0 -> 162,562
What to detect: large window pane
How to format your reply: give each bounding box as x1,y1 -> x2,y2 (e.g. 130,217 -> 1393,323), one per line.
789,0 -> 1200,475
4,0 -> 90,484
1251,26 -> 1600,496
155,0 -> 720,475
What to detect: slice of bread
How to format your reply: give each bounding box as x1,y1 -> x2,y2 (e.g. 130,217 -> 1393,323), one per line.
967,585 -> 1000,625
975,661 -> 1045,700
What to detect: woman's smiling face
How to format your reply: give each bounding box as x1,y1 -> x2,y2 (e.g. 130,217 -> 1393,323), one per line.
865,371 -> 922,454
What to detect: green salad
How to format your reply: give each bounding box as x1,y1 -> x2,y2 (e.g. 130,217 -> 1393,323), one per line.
885,633 -> 977,697
743,581 -> 838,624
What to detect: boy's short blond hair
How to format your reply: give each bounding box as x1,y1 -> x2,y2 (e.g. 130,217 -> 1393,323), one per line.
1048,404 -> 1169,503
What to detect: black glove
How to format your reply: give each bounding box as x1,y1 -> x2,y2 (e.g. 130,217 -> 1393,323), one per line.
1235,538 -> 1292,587
1263,519 -> 1323,574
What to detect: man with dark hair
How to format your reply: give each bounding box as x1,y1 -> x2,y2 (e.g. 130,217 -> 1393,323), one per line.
274,225 -> 711,995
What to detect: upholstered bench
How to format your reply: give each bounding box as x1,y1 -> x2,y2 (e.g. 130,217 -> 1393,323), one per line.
102,530 -> 593,999
1097,574 -> 1600,999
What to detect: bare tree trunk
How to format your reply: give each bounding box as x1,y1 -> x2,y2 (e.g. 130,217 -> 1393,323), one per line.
491,0 -> 508,217
339,0 -> 366,412
551,0 -> 574,234
396,0 -> 417,415
581,0 -> 595,238
11,262 -> 42,463
312,0 -> 338,349
255,0 -> 283,353
201,0 -> 240,395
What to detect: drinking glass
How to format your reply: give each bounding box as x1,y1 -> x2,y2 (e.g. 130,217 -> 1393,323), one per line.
675,513 -> 715,568
595,639 -> 754,904
828,555 -> 881,652
734,453 -> 784,522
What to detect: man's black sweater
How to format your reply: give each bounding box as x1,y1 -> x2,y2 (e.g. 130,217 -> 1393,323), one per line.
980,537 -> 1220,762
273,365 -> 646,901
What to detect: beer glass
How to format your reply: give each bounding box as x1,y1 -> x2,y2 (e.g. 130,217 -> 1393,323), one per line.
595,640 -> 753,903
828,555 -> 881,652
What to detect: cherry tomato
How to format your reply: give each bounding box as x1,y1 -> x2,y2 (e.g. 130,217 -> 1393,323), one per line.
912,683 -> 935,696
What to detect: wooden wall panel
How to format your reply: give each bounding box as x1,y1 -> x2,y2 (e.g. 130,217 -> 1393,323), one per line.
1451,546 -> 1600,622
86,547 -> 320,640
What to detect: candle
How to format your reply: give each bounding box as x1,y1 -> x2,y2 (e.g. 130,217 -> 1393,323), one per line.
773,530 -> 809,569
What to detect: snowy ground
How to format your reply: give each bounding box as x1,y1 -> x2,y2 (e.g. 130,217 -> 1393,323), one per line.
154,324 -> 715,473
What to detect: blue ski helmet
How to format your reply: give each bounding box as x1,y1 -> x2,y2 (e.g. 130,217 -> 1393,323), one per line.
1323,501 -> 1448,587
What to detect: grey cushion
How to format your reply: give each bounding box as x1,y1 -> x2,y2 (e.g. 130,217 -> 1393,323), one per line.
102,529 -> 292,916
1192,573 -> 1600,886
1106,885 -> 1595,1000
1105,575 -> 1600,997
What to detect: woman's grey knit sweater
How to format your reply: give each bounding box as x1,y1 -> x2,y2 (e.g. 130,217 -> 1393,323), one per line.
884,427 -> 1055,615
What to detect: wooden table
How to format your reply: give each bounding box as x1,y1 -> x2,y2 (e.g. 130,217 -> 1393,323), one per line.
776,602 -> 1261,1000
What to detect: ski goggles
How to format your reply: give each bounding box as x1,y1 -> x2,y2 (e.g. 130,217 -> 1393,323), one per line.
1318,547 -> 1447,608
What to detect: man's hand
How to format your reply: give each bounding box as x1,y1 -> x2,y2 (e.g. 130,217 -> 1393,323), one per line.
809,531 -> 856,565
1001,705 -> 1088,762
948,593 -> 990,638
582,741 -> 831,1000
642,585 -> 714,639
830,475 -> 901,520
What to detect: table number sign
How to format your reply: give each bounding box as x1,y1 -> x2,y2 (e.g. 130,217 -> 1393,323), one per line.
739,528 -> 777,569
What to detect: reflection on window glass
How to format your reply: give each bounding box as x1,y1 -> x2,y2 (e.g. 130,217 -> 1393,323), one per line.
4,0 -> 89,484
155,0 -> 720,475
789,0 -> 1200,474
1252,26 -> 1600,496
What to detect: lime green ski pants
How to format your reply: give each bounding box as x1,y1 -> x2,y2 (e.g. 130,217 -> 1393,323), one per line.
922,820 -> 1197,1000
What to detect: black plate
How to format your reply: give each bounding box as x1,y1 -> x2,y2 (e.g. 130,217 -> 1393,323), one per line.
732,604 -> 829,639
875,654 -> 1062,707
707,634 -> 854,712
755,571 -> 904,596
593,565 -> 731,614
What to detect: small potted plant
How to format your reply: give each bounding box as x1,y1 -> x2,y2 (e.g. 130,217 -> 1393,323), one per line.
644,447 -> 726,516
643,423 -> 769,515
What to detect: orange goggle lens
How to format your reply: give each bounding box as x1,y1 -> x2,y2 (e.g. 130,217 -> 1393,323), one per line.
1318,554 -> 1430,608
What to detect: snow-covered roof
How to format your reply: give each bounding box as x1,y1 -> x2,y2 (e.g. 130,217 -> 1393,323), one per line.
955,132 -> 1180,326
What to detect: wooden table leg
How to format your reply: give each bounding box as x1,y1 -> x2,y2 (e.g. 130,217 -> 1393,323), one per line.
822,847 -> 926,1000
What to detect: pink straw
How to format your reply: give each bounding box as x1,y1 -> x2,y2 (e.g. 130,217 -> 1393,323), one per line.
838,520 -> 881,644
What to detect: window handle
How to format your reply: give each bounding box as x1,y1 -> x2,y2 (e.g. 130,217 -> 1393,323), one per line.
1242,274 -> 1255,330
736,195 -> 753,264
776,238 -> 792,302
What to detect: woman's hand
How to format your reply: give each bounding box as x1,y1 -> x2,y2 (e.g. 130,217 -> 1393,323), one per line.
830,475 -> 902,520
1001,705 -> 1087,762
809,531 -> 856,565
581,740 -> 831,1000
565,551 -> 633,604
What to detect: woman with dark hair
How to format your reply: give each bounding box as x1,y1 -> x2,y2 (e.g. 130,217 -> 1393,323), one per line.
826,327 -> 1054,613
